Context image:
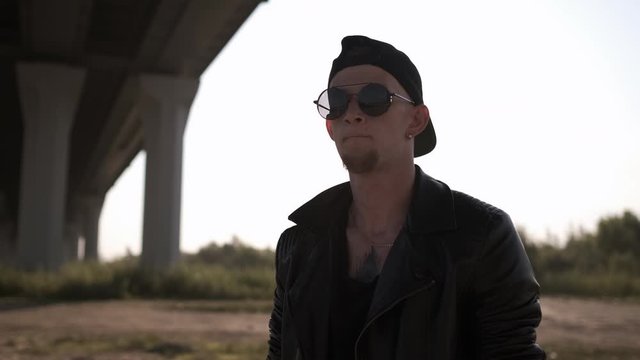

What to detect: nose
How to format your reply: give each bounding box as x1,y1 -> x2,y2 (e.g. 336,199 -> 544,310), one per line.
343,94 -> 365,125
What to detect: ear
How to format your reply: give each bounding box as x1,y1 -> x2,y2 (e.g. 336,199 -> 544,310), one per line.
407,105 -> 429,137
326,120 -> 335,140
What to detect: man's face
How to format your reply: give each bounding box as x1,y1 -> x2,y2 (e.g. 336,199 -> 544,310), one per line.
326,65 -> 417,174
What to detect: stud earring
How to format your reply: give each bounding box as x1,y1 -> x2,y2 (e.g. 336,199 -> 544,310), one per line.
407,133 -> 413,139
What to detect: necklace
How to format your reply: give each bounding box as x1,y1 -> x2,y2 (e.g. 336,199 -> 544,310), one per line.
369,241 -> 395,247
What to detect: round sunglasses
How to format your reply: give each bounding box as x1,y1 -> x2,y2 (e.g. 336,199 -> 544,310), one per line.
313,82 -> 415,120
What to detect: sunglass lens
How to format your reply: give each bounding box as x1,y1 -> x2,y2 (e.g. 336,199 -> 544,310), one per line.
358,83 -> 391,116
317,88 -> 348,120
316,83 -> 393,119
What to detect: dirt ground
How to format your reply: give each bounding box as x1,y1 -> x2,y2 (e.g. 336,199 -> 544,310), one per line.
537,296 -> 640,351
0,296 -> 638,359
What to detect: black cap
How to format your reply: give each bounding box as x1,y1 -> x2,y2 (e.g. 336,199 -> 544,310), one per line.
329,35 -> 436,157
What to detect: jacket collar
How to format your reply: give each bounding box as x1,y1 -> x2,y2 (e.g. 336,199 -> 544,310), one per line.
289,165 -> 457,234
288,181 -> 351,234
286,165 -> 457,355
407,165 -> 457,234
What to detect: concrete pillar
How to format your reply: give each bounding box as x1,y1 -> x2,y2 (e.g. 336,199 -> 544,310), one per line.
63,221 -> 80,262
16,63 -> 85,271
139,74 -> 199,271
0,191 -> 14,265
79,194 -> 104,261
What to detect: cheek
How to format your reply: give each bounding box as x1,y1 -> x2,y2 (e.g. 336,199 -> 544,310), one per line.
376,114 -> 410,144
389,108 -> 414,132
325,120 -> 334,139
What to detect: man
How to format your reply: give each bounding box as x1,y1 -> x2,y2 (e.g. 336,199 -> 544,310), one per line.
268,35 -> 545,359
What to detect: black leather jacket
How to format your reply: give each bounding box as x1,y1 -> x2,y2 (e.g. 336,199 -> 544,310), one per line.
268,166 -> 545,359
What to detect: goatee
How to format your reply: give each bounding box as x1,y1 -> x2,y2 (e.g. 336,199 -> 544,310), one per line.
341,150 -> 379,174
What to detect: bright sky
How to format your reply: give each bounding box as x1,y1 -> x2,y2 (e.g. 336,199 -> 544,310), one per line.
98,0 -> 640,260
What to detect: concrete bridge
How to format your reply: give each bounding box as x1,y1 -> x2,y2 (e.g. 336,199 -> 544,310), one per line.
0,0 -> 264,271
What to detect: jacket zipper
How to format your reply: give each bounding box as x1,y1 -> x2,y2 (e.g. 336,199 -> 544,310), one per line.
353,279 -> 436,360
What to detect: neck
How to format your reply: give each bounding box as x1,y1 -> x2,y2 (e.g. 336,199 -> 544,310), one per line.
348,162 -> 416,235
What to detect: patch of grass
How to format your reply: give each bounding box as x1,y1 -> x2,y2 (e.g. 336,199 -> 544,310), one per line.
193,341 -> 268,360
539,272 -> 640,300
544,343 -> 640,360
3,333 -> 267,360
7,333 -> 174,357
0,244 -> 276,301
0,259 -> 137,300
128,263 -> 274,300
147,342 -> 193,357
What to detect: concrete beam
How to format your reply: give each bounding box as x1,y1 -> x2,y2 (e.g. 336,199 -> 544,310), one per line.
16,62 -> 85,271
155,0 -> 265,76
76,76 -> 142,195
20,0 -> 93,59
139,73 -> 198,271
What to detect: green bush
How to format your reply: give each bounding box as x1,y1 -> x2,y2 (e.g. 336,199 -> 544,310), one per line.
185,235 -> 275,269
523,210 -> 640,299
129,263 -> 274,299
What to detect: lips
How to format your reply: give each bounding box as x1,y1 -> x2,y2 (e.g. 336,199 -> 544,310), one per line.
343,135 -> 371,142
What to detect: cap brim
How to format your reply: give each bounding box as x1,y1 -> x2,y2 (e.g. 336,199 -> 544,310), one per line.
414,116 -> 436,157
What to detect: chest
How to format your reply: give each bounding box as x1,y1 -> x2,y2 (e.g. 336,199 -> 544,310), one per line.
345,228 -> 398,281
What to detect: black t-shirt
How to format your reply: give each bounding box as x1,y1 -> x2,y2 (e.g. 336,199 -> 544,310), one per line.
329,227 -> 378,359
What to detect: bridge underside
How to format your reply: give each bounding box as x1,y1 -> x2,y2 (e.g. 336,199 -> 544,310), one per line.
0,0 -> 264,270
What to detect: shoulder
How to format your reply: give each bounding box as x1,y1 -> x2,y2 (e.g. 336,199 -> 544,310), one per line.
275,226 -> 299,263
436,189 -> 522,270
411,166 -> 515,237
449,191 -> 529,281
275,224 -> 323,264
450,190 -> 512,235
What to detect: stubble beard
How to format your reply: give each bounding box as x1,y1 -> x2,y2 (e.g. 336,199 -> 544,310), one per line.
340,150 -> 379,174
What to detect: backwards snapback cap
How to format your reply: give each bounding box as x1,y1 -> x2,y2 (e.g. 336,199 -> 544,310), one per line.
328,35 -> 436,157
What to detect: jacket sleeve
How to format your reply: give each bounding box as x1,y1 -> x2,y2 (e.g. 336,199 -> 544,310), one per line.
474,210 -> 546,359
267,228 -> 296,360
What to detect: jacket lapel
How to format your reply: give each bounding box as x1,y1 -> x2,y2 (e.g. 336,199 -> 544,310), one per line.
365,230 -> 435,322
286,231 -> 332,359
287,182 -> 352,359
366,166 -> 457,323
